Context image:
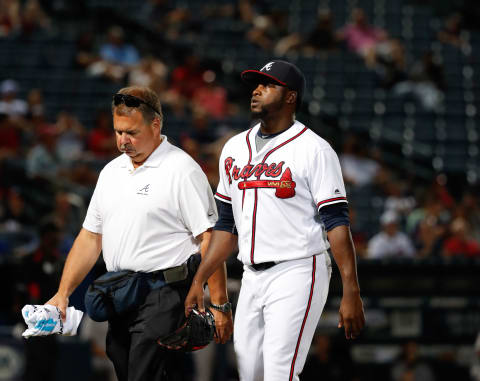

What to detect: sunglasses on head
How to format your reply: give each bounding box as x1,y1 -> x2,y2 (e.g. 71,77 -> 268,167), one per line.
113,93 -> 160,115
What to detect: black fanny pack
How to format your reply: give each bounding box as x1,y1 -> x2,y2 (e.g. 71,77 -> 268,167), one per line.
84,254 -> 201,322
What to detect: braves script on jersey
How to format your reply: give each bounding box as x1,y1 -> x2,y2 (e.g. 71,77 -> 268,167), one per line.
215,120 -> 347,265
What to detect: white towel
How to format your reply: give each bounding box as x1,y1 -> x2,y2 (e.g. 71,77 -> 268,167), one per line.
21,304 -> 84,338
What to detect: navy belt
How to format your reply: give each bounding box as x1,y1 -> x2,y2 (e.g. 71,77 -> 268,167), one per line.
250,261 -> 277,271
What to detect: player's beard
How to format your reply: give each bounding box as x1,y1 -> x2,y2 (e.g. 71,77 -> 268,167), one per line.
251,93 -> 285,120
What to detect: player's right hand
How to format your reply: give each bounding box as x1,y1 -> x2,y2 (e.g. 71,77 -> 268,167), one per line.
45,293 -> 69,322
184,278 -> 205,317
338,289 -> 365,339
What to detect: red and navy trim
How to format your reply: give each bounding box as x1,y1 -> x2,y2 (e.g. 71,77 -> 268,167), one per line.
249,126 -> 308,265
241,70 -> 288,87
317,197 -> 347,208
215,192 -> 231,202
289,256 -> 316,381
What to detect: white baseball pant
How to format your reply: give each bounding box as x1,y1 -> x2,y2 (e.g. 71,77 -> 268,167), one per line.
233,253 -> 332,381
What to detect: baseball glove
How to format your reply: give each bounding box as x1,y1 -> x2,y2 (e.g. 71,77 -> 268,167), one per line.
157,308 -> 215,352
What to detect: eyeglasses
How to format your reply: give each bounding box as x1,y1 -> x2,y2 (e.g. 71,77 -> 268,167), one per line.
113,93 -> 160,115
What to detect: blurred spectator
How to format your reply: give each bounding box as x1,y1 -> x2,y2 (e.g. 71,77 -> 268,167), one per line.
456,192 -> 480,242
23,221 -> 62,303
87,110 -> 117,159
169,54 -> 204,100
55,111 -> 86,164
406,194 -> 449,257
192,70 -> 229,120
275,9 -> 338,56
339,134 -> 381,188
383,179 -> 416,219
375,39 -> 407,89
26,88 -> 45,125
336,8 -> 389,67
0,113 -> 21,160
167,54 -> 205,115
187,108 -> 217,144
0,186 -> 38,256
393,51 -> 445,112
100,26 -> 140,66
1,186 -> 36,229
26,124 -> 61,180
75,30 -> 100,70
391,341 -> 435,381
128,56 -> 169,95
437,12 -> 466,48
20,0 -> 50,37
138,0 -> 192,41
246,9 -> 288,52
42,191 -> 84,240
0,79 -> 28,118
88,26 -> 140,82
300,333 -> 356,381
442,217 -> 480,258
237,0 -> 271,24
367,210 -> 416,259
0,0 -> 20,37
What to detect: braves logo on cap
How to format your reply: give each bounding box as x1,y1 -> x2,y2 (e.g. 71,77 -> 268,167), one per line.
260,62 -> 274,72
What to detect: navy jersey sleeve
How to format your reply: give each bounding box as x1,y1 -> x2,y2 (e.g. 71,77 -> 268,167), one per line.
213,199 -> 238,235
319,202 -> 350,232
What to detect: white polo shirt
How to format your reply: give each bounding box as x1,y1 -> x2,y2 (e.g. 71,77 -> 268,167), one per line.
83,137 -> 217,272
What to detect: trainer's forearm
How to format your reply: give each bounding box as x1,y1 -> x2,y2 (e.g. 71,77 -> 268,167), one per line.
194,230 -> 237,289
327,225 -> 360,292
57,228 -> 102,298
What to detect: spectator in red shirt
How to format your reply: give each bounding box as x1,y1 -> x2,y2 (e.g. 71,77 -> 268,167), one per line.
443,217 -> 480,258
87,110 -> 117,159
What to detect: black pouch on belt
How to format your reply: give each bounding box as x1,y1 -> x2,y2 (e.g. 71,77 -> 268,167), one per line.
84,253 -> 202,322
84,271 -> 151,322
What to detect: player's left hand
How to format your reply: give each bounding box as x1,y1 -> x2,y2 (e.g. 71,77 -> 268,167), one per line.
338,289 -> 365,339
210,309 -> 233,344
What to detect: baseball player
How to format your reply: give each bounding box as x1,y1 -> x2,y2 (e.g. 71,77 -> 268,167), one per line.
185,60 -> 365,381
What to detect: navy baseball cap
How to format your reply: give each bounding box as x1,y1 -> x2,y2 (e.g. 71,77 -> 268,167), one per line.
241,60 -> 306,109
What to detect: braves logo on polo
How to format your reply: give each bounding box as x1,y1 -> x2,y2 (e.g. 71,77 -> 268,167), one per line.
224,157 -> 296,199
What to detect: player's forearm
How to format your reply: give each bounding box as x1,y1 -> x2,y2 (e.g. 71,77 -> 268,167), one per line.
327,225 -> 361,292
194,230 -> 237,288
57,228 -> 102,298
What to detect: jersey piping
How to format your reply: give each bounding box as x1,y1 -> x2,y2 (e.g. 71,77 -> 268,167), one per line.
289,255 -> 316,381
248,126 -> 308,264
242,128 -> 254,209
215,192 -> 231,202
317,196 -> 348,209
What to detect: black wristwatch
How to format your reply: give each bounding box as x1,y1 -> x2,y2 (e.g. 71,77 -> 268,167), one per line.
210,301 -> 232,313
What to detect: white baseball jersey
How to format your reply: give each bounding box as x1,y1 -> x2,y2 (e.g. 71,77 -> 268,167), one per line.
215,120 -> 347,380
83,137 -> 217,272
214,120 -> 348,265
